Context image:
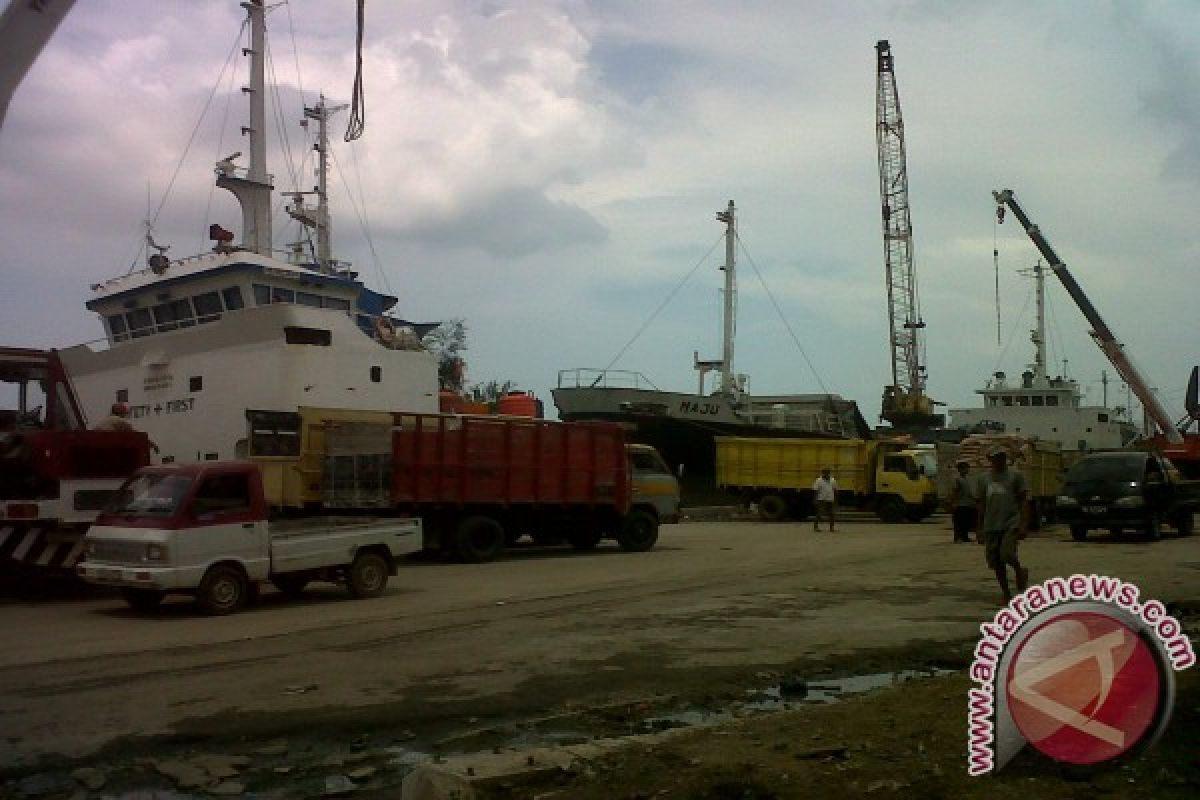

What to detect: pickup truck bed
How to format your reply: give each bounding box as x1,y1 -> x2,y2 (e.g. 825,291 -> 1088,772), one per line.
269,517 -> 422,574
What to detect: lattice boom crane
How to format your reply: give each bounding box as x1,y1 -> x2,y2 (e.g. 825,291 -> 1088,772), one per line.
875,40 -> 939,429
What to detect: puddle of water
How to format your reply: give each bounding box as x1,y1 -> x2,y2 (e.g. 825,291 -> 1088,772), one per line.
638,709 -> 733,733
750,668 -> 957,709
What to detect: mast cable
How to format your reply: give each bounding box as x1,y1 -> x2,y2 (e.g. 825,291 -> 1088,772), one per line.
599,233 -> 725,373
736,234 -> 830,395
126,18 -> 247,272
993,215 -> 1001,347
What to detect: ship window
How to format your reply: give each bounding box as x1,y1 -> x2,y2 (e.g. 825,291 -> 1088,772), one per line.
222,286 -> 245,310
126,308 -> 153,338
370,366 -> 382,383
172,299 -> 195,328
253,284 -> 271,305
271,287 -> 295,304
325,296 -> 350,311
1017,396 -> 1029,406
284,326 -> 331,346
107,314 -> 128,342
152,299 -> 195,332
194,292 -> 222,322
1001,396 -> 1012,406
1032,396 -> 1044,407
1098,413 -> 1109,422
1046,396 -> 1059,407
116,389 -> 128,403
297,291 -> 322,308
190,376 -> 203,392
987,397 -> 997,407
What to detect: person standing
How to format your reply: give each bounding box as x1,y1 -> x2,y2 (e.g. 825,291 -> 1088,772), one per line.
812,467 -> 838,532
92,402 -> 159,453
976,448 -> 1029,603
949,459 -> 977,543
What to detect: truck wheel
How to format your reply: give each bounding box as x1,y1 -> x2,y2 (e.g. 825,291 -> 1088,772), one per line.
617,510 -> 659,552
1070,524 -> 1088,541
271,574 -> 310,596
877,496 -> 905,524
1173,511 -> 1194,536
197,565 -> 248,615
347,551 -> 389,598
121,588 -> 165,611
758,494 -> 789,522
454,516 -> 505,563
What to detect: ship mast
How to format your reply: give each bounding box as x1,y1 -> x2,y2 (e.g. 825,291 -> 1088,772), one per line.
215,0 -> 273,256
696,202 -> 738,395
287,95 -> 348,273
718,201 -> 737,393
1018,260 -> 1049,383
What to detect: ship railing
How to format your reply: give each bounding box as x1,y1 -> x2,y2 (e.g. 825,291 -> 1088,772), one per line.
556,369 -> 661,391
738,408 -> 847,437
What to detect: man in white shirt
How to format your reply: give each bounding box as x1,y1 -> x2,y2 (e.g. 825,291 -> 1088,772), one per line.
812,467 -> 838,532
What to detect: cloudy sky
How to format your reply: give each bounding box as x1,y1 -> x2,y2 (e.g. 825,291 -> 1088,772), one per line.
1,0 -> 1197,429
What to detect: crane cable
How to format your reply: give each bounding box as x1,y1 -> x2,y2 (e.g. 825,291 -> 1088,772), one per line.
344,0 -> 366,141
993,212 -> 1001,347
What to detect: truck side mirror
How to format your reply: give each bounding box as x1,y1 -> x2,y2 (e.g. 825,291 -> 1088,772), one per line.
677,463 -> 685,478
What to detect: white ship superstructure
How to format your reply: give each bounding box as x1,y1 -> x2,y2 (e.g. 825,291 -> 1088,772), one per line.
948,261 -> 1135,453
59,0 -> 438,463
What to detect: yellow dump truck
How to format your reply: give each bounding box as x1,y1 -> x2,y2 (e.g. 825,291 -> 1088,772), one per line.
934,434 -> 1065,529
716,437 -> 939,523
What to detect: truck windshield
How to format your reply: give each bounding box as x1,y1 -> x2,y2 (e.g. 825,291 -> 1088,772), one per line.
107,473 -> 194,517
1065,455 -> 1144,484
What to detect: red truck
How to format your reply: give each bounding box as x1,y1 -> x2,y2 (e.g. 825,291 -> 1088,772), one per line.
250,408 -> 679,562
1,348 -> 151,579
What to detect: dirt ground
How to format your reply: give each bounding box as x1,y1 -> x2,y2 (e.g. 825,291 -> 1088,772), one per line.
1,513 -> 1198,798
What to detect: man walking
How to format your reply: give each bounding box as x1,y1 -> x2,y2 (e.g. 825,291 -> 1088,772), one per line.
812,467 -> 838,532
949,459 -> 977,543
976,448 -> 1029,604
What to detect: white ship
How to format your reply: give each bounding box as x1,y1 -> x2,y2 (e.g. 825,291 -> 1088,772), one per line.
948,260 -> 1136,453
58,1 -> 439,463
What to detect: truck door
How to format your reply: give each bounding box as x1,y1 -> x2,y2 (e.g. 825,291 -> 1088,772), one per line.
178,472 -> 270,579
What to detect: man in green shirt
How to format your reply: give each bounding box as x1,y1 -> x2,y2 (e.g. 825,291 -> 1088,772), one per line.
976,448 -> 1030,604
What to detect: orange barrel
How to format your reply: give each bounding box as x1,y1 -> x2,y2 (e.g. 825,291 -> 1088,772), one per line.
498,391 -> 538,417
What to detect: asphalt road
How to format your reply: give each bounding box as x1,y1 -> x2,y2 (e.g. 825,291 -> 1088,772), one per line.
2,515 -> 1198,769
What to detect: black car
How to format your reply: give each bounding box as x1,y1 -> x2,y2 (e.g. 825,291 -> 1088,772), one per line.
1055,451 -> 1199,541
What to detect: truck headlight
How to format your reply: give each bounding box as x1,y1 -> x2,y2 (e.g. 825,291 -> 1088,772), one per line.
1114,496 -> 1144,508
144,543 -> 168,562
1056,496 -> 1077,507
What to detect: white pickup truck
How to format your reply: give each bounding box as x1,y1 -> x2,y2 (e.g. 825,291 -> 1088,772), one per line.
76,462 -> 421,614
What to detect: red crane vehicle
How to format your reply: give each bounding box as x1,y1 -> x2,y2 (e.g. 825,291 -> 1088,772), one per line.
1,347 -> 150,581
993,189 -> 1199,475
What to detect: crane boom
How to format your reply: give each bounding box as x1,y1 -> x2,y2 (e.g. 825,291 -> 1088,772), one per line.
875,40 -> 936,428
993,188 -> 1183,444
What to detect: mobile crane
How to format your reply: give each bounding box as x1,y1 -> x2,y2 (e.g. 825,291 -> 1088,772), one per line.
875,40 -> 941,430
993,189 -> 1200,474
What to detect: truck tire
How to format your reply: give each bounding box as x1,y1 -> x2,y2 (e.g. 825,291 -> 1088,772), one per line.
1070,524 -> 1088,541
197,565 -> 248,615
454,515 -> 505,563
758,494 -> 789,522
1173,511 -> 1194,537
121,588 -> 165,611
877,496 -> 905,524
347,551 -> 389,598
616,510 -> 659,552
271,574 -> 310,596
